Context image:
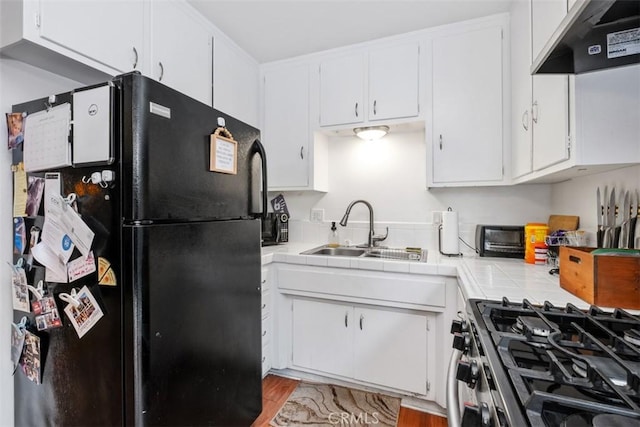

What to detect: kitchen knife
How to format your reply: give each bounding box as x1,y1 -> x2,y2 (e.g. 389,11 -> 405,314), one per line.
617,190 -> 629,248
632,190 -> 640,249
596,187 -> 603,248
604,187 -> 616,248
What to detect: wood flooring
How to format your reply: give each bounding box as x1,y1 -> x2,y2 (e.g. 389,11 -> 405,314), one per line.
252,374 -> 449,427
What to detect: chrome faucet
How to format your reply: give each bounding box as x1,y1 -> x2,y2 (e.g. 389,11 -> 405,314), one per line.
339,200 -> 388,248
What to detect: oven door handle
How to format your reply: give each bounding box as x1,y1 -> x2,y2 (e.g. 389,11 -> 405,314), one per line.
447,348 -> 464,427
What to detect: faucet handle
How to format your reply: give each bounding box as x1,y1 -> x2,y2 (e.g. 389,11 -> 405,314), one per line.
372,227 -> 389,246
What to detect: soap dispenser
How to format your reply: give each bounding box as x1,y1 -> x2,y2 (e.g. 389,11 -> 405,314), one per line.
328,222 -> 340,247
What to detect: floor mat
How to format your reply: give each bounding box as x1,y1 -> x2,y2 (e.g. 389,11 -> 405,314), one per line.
270,381 -> 400,426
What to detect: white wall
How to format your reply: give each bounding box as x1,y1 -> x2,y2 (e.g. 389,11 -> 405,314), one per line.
272,130 -> 553,249
0,58 -> 81,427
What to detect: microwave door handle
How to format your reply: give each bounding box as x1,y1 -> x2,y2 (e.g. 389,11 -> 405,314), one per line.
250,139 -> 268,220
274,217 -> 281,242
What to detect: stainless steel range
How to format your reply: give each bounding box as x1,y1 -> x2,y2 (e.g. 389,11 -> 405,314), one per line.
448,298 -> 640,427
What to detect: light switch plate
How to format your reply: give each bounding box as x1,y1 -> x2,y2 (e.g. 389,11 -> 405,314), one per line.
311,209 -> 324,223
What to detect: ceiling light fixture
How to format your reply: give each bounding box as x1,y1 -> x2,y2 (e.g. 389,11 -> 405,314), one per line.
354,125 -> 389,141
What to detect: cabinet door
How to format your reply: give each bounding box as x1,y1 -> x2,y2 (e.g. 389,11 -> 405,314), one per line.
292,299 -> 353,378
353,307 -> 428,395
531,0 -> 569,171
151,1 -> 212,106
432,26 -> 504,183
319,54 -> 365,126
39,0 -> 143,73
531,76 -> 569,170
531,0 -> 566,61
510,0 -> 533,178
368,42 -> 420,121
263,65 -> 310,188
213,38 -> 259,127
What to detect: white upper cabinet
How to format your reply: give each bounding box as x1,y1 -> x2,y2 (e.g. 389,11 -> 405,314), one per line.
510,0 -> 533,179
0,0 -> 143,82
530,0 -> 570,171
38,0 -> 143,75
150,0 -> 212,106
368,43 -> 420,122
319,41 -> 420,127
510,0 -> 640,183
263,64 -> 329,192
430,24 -> 505,185
0,0 -> 218,102
263,64 -> 310,189
511,0 -> 570,177
319,53 -> 365,126
213,37 -> 259,127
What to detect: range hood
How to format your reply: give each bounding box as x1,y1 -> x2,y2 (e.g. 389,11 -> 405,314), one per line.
532,0 -> 640,74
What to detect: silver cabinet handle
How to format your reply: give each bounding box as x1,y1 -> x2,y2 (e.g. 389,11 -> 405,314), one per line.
532,101 -> 538,124
132,47 -> 138,69
261,279 -> 266,284
359,314 -> 364,330
373,100 -> 377,115
262,330 -> 267,337
355,102 -> 359,118
158,62 -> 164,81
439,134 -> 443,150
262,303 -> 266,309
522,110 -> 529,131
344,312 -> 348,328
300,146 -> 304,160
262,356 -> 266,363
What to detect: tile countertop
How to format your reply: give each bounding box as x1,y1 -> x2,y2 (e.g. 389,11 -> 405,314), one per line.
261,243 -> 605,311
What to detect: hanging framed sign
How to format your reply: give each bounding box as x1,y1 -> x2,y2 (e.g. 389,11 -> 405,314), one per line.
209,127 -> 237,175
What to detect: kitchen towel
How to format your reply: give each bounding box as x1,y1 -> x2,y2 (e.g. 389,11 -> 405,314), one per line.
441,209 -> 460,255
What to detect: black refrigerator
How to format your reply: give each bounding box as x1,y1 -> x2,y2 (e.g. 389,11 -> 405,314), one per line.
11,73 -> 266,426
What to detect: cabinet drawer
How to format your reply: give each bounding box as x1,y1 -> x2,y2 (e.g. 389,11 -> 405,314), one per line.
261,290 -> 271,319
279,266 -> 446,308
261,268 -> 271,292
261,316 -> 271,346
261,344 -> 271,376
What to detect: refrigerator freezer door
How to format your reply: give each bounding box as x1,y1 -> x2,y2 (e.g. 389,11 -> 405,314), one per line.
123,219 -> 262,426
120,74 -> 262,222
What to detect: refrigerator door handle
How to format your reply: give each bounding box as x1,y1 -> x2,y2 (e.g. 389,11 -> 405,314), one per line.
251,139 -> 268,220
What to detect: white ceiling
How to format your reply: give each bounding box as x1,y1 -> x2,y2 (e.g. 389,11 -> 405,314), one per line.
187,0 -> 514,63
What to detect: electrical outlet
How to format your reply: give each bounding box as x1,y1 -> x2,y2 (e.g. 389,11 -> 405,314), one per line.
311,209 -> 324,223
432,211 -> 442,225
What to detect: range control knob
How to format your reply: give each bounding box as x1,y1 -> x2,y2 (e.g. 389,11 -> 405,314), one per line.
451,319 -> 468,334
452,333 -> 471,353
461,402 -> 492,427
456,359 -> 479,389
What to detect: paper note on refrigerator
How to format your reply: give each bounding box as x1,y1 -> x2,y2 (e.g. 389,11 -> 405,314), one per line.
12,163 -> 27,217
23,103 -> 72,172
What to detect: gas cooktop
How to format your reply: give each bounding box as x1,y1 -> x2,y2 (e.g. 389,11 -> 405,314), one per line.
469,298 -> 640,427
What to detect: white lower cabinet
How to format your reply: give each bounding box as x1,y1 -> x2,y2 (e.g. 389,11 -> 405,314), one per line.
292,298 -> 432,395
293,299 -> 353,378
261,267 -> 272,377
353,305 -> 429,394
